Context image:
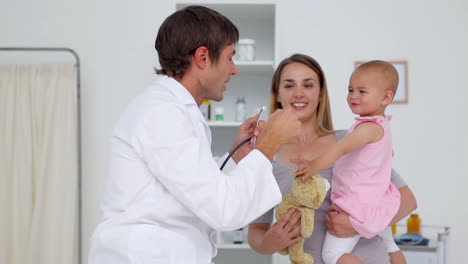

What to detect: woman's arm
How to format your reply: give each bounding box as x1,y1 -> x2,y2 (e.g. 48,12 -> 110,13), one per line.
390,186 -> 417,224
248,223 -> 274,253
326,185 -> 417,237
248,208 -> 302,254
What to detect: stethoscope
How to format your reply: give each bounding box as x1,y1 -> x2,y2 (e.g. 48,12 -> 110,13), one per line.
220,106 -> 267,171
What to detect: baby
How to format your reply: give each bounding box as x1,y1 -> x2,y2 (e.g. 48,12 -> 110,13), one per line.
293,60 -> 406,264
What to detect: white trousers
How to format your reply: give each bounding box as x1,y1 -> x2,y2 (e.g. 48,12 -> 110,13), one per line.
322,227 -> 400,264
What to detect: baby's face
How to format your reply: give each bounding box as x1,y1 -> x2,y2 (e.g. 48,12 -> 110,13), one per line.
347,68 -> 389,116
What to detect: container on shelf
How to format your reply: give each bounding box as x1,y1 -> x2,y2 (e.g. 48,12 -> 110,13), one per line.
235,96 -> 247,122
233,228 -> 243,244
215,107 -> 224,121
215,231 -> 224,244
236,38 -> 255,61
391,223 -> 397,235
200,99 -> 211,121
407,213 -> 421,234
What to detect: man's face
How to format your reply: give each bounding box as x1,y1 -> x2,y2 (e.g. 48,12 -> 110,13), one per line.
201,44 -> 237,102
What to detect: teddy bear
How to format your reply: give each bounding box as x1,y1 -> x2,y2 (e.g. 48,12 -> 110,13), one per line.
275,174 -> 328,264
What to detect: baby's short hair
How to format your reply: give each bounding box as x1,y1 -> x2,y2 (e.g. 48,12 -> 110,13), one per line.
356,60 -> 399,94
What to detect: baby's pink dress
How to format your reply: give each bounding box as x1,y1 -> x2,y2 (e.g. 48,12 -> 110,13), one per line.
331,115 -> 401,239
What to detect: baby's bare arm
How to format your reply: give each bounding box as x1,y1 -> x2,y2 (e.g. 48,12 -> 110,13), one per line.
293,122 -> 383,178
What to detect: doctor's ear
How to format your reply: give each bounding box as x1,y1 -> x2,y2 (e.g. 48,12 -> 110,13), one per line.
193,46 -> 210,69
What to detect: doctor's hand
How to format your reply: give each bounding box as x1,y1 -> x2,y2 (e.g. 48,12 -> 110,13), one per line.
326,203 -> 358,237
230,114 -> 261,163
259,208 -> 303,254
255,108 -> 301,160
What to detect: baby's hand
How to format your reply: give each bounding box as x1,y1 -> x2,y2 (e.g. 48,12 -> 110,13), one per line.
290,157 -> 317,179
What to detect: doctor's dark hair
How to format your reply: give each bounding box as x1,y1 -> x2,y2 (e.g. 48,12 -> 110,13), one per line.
270,54 -> 334,136
154,5 -> 239,78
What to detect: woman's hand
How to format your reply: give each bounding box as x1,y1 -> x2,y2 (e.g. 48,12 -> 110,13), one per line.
248,208 -> 303,254
326,203 -> 358,237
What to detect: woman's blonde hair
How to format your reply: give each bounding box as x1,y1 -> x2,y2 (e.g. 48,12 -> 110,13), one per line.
269,54 -> 333,135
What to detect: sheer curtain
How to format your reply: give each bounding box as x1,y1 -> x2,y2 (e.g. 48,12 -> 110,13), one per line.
0,64 -> 78,264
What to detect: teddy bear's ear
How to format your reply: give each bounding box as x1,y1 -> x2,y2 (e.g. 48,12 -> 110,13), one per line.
311,175 -> 327,207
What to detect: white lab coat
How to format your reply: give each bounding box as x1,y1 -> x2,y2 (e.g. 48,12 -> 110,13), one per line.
88,75 -> 282,264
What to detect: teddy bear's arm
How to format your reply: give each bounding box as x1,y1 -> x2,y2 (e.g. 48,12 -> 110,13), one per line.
299,208 -> 315,238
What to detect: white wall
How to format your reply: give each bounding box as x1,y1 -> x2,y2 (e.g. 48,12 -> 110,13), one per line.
2,0 -> 467,262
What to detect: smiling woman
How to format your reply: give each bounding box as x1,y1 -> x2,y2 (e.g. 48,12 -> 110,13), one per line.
270,54 -> 333,136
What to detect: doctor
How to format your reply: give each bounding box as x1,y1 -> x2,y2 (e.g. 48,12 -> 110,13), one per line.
88,5 -> 302,264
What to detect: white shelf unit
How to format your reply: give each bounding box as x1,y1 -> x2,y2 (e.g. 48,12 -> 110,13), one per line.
216,243 -> 251,249
176,2 -> 278,264
212,226 -> 289,264
396,225 -> 450,264
234,60 -> 275,72
235,60 -> 275,66
208,121 -> 241,127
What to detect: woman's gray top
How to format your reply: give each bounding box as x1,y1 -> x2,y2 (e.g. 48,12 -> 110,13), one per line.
252,130 -> 406,264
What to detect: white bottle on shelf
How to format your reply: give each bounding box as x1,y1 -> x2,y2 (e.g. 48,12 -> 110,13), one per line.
236,38 -> 256,61
215,107 -> 224,121
215,231 -> 224,244
235,96 -> 247,122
